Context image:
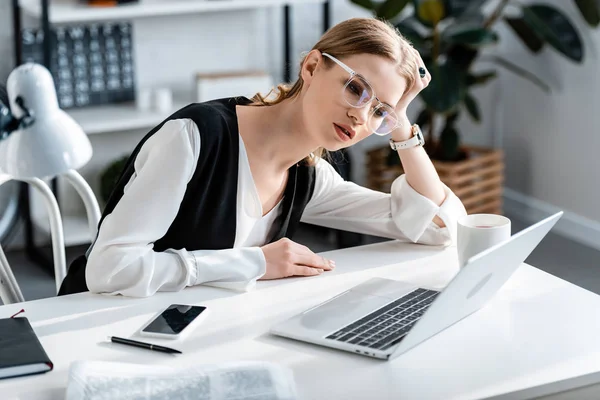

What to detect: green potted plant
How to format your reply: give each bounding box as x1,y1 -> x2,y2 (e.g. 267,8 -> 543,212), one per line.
351,0 -> 599,161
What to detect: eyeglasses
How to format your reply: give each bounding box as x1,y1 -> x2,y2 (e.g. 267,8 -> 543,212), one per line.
322,53 -> 399,136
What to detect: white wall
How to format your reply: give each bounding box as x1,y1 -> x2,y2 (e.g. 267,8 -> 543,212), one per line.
465,0 -> 600,247
492,0 -> 600,214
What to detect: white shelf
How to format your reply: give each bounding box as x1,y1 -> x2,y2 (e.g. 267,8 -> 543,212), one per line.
67,100 -> 188,135
19,0 -> 327,24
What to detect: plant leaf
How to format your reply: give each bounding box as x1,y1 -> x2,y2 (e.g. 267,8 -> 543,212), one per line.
413,0 -> 446,27
446,111 -> 460,124
438,120 -> 461,160
464,93 -> 480,122
446,43 -> 478,69
574,0 -> 600,27
504,17 -> 544,53
454,9 -> 486,27
481,55 -> 551,92
349,0 -> 376,10
443,26 -> 498,48
522,5 -> 584,63
445,0 -> 487,18
420,59 -> 466,113
377,0 -> 411,21
395,19 -> 426,50
466,71 -> 497,86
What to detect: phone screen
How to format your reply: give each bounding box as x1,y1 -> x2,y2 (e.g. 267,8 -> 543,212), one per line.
142,304 -> 207,335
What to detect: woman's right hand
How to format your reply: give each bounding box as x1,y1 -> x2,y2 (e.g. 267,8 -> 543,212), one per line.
259,238 -> 335,280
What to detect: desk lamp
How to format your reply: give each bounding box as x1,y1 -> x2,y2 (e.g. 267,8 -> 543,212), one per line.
0,63 -> 101,304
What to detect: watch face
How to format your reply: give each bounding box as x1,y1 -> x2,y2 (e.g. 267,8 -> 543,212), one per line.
413,125 -> 425,146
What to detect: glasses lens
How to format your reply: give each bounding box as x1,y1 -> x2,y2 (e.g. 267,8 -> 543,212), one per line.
343,75 -> 373,107
371,104 -> 398,135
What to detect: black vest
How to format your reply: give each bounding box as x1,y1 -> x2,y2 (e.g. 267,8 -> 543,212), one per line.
59,97 -> 316,295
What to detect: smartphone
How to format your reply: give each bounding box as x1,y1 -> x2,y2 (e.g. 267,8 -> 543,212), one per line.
139,304 -> 208,340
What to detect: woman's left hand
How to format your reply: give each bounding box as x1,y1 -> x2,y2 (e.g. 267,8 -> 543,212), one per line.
393,48 -> 431,140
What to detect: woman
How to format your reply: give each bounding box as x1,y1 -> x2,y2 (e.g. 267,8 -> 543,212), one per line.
59,17 -> 466,297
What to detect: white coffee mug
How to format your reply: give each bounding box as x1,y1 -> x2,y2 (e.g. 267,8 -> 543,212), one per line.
457,214 -> 511,267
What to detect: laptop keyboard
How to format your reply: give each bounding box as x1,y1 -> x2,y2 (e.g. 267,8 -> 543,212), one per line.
325,288 -> 439,351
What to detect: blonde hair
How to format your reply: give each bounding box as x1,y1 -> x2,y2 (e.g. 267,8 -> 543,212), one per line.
251,17 -> 418,164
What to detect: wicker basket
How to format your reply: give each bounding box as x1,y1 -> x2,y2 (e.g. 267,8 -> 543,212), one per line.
366,145 -> 504,215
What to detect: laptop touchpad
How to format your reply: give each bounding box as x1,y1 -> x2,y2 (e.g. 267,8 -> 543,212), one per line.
300,290 -> 389,332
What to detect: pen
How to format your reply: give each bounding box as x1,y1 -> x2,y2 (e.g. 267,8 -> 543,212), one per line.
110,336 -> 182,354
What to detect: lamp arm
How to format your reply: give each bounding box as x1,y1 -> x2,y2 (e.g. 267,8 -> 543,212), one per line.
21,178 -> 66,294
63,170 -> 101,239
0,175 -> 25,304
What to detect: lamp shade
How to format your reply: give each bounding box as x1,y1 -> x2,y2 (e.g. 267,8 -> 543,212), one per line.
0,63 -> 92,179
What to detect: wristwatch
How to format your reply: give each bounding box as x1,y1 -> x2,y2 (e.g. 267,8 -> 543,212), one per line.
389,124 -> 425,151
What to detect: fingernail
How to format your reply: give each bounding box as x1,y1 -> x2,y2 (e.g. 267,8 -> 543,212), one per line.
318,269 -> 324,273
329,260 -> 336,268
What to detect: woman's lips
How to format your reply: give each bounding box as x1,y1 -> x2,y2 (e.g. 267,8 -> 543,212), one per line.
334,124 -> 352,142
334,123 -> 356,141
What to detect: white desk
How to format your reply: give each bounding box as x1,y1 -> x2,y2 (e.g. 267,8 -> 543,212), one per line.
2,241 -> 600,400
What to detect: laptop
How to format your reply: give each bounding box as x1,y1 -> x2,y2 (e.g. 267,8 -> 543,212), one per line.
270,212 -> 563,360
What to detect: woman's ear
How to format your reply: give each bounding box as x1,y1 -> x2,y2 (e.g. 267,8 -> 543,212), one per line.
300,50 -> 322,86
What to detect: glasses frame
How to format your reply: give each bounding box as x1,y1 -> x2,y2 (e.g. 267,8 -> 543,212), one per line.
322,52 -> 399,135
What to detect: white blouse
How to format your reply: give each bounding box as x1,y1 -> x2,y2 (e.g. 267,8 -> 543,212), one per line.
86,119 -> 467,297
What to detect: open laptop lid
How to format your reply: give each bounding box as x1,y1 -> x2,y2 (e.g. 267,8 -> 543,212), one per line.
390,212 -> 563,359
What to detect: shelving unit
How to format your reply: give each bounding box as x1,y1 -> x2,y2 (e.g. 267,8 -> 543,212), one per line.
19,0 -> 326,23
13,0 -> 331,272
18,0 -> 329,136
66,99 -> 189,135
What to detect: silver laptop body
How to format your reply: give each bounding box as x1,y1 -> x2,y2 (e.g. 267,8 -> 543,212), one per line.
270,212 -> 563,360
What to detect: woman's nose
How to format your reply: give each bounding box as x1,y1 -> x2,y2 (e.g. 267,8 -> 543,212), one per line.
347,105 -> 370,125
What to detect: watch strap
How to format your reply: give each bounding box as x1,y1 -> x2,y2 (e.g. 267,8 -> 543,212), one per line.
389,124 -> 425,151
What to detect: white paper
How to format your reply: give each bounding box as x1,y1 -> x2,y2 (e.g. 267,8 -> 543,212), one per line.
65,360 -> 298,400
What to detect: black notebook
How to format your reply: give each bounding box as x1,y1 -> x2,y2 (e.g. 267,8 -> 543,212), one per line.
0,317 -> 53,380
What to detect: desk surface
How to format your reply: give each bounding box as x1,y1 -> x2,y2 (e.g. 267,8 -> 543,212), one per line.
2,241 -> 600,400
